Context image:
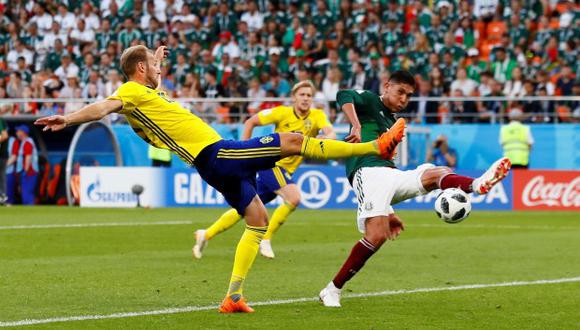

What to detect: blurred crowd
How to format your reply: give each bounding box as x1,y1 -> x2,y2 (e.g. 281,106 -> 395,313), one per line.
0,0 -> 578,123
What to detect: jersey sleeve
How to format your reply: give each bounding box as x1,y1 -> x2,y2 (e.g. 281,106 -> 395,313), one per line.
314,110 -> 332,130
257,106 -> 283,125
106,83 -> 137,114
336,89 -> 367,115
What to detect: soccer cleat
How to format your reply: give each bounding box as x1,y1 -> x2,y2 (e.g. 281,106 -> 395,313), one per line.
192,229 -> 208,259
259,239 -> 275,259
219,296 -> 255,313
377,118 -> 406,160
319,281 -> 342,307
472,157 -> 512,194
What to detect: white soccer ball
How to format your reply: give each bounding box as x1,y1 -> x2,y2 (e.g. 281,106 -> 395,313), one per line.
434,188 -> 472,224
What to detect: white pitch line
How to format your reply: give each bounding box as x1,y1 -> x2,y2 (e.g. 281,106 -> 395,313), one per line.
0,221 -> 578,231
291,222 -> 579,230
1,277 -> 578,327
411,223 -> 580,230
0,221 -> 192,230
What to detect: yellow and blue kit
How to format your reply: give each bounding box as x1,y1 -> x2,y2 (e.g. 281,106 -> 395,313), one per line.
108,81 -> 283,214
254,105 -> 331,203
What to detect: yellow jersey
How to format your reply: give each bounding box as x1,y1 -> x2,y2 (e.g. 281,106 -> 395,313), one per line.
107,81 -> 222,165
258,106 -> 331,174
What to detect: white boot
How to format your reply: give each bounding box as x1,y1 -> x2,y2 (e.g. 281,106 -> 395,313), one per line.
472,157 -> 511,194
319,281 -> 342,307
192,229 -> 208,259
259,239 -> 275,259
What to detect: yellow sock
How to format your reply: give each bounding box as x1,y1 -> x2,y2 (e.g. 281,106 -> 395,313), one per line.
227,225 -> 267,300
300,137 -> 378,160
205,209 -> 242,240
263,202 -> 296,240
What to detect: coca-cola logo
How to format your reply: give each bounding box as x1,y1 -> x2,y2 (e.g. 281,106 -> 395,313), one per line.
522,176 -> 580,207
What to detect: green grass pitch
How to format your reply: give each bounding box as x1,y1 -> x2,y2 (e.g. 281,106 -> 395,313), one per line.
1,207 -> 579,329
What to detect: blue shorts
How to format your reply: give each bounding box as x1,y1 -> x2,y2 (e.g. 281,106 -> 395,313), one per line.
256,166 -> 295,205
194,134 -> 281,215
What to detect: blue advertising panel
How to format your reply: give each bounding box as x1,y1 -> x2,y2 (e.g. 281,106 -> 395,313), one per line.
112,124 -> 579,170
167,170 -> 229,208
164,166 -> 513,211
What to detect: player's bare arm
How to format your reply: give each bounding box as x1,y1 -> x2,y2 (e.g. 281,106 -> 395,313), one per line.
153,46 -> 169,88
241,114 -> 262,140
34,99 -> 123,132
387,213 -> 404,239
342,103 -> 362,143
320,126 -> 337,140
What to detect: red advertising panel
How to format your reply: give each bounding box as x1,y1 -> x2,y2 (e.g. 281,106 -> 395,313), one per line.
513,170 -> 580,211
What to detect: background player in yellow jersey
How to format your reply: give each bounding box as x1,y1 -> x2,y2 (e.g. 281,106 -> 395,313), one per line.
35,45 -> 406,313
193,80 -> 336,260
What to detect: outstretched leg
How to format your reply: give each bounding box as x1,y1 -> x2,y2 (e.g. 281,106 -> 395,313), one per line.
421,157 -> 512,194
279,118 -> 406,160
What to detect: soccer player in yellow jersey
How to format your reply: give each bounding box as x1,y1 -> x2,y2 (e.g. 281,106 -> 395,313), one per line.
193,80 -> 335,260
35,45 -> 406,313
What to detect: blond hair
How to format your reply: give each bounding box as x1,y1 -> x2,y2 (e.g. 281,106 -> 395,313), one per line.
119,45 -> 151,78
291,80 -> 316,96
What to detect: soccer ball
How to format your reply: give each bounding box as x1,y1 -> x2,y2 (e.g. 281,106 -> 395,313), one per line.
434,188 -> 472,224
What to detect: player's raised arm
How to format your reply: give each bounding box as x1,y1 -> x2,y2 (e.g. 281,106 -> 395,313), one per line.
153,46 -> 169,89
34,99 -> 123,132
337,90 -> 363,143
320,125 -> 337,140
241,113 -> 263,140
241,105 -> 282,140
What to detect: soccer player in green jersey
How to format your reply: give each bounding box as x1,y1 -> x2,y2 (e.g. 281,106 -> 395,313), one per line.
319,70 -> 512,307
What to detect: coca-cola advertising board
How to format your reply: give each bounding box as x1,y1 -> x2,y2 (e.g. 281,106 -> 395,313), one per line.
513,171 -> 580,211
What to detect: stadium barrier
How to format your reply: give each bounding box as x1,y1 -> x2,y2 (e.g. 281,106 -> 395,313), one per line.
2,95 -> 579,123
79,166 -> 579,211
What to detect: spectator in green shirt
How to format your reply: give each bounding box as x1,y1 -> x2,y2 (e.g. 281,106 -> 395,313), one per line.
117,17 -> 143,50
466,48 -> 488,83
491,47 -> 517,83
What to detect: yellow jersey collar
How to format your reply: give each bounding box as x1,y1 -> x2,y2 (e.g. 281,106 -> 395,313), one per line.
293,108 -> 311,120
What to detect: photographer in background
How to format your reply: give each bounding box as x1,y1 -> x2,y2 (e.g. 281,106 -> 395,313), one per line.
426,134 -> 457,168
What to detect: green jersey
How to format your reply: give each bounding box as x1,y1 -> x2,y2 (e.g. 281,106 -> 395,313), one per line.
336,89 -> 397,181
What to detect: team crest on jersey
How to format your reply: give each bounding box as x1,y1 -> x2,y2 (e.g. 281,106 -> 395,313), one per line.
260,136 -> 274,144
304,119 -> 312,132
364,202 -> 374,211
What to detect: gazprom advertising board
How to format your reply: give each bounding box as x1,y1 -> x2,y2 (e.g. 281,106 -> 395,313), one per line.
80,166 -> 515,210
80,167 -> 166,208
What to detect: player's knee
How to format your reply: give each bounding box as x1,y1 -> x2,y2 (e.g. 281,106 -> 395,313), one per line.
438,166 -> 453,174
245,205 -> 270,227
365,231 -> 388,247
255,214 -> 269,227
423,167 -> 453,190
258,209 -> 269,226
287,133 -> 304,146
284,195 -> 301,208
280,133 -> 304,156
